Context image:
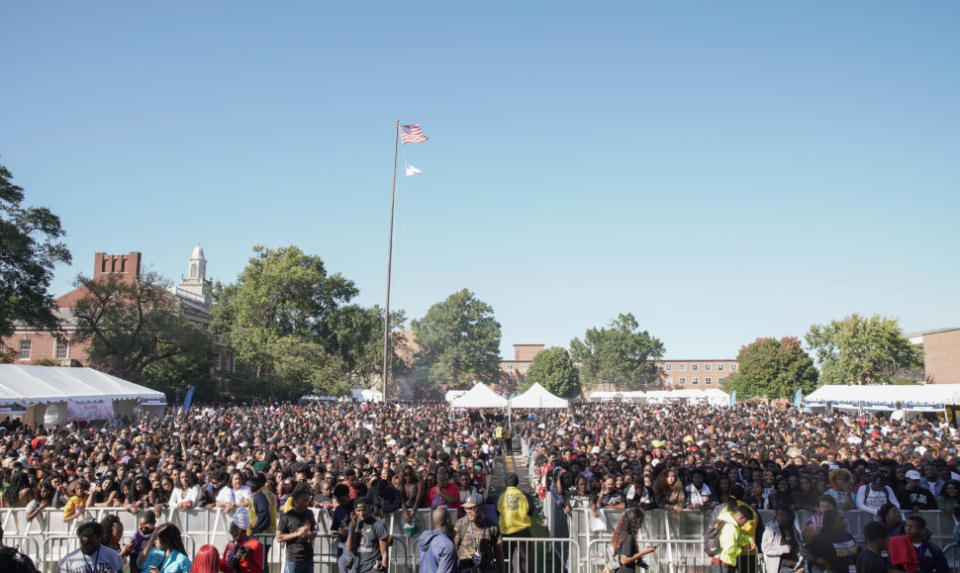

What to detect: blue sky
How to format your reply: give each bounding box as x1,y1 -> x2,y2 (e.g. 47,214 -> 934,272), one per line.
3,2 -> 958,359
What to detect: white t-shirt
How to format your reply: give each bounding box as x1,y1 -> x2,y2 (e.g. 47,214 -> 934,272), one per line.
168,484 -> 202,508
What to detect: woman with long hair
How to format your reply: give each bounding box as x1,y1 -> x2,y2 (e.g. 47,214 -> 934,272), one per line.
138,523 -> 192,573
937,480 -> 960,514
609,508 -> 656,573
653,468 -> 685,512
399,465 -> 423,525
190,545 -> 220,573
1,470 -> 32,508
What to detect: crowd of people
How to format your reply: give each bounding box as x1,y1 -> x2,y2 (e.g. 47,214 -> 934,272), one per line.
0,399 -> 958,573
521,402 -> 959,573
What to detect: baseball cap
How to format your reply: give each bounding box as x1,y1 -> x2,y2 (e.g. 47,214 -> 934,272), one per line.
462,493 -> 484,508
905,470 -> 922,480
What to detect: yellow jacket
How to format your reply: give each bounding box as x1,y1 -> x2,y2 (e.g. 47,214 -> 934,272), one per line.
497,487 -> 531,535
715,508 -> 752,566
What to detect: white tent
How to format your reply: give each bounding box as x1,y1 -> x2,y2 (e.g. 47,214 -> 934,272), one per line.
805,384 -> 960,412
0,365 -> 167,425
351,389 -> 384,402
509,383 -> 569,409
449,383 -> 508,409
587,391 -> 645,403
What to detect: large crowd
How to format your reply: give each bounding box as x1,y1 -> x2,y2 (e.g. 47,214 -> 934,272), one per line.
0,400 -> 958,573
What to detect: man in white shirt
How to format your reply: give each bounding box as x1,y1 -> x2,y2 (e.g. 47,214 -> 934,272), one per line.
58,521 -> 124,573
855,474 -> 899,515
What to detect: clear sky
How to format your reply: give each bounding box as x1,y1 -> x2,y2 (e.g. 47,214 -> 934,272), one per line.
3,2 -> 958,359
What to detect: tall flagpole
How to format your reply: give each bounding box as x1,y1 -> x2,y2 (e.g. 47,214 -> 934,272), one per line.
383,119 -> 400,402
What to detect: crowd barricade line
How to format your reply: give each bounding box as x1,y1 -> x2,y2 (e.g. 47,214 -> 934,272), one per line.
942,543 -> 959,573
586,537 -> 765,573
5,535 -> 42,566
503,536 -> 578,573
41,536 -> 76,573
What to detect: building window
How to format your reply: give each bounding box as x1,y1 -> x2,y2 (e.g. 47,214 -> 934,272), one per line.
679,377 -> 686,384
55,338 -> 69,360
718,377 -> 725,384
717,364 -> 724,371
665,364 -> 672,371
678,364 -> 686,371
691,364 -> 699,371
731,364 -> 738,371
705,377 -> 712,384
506,364 -> 514,371
692,377 -> 699,384
705,364 -> 711,371
519,364 -> 528,373
666,377 -> 673,385
18,340 -> 31,361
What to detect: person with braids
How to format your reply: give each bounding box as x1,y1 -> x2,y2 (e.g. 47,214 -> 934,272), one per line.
419,506 -> 457,573
1,470 -> 32,508
608,508 -> 656,573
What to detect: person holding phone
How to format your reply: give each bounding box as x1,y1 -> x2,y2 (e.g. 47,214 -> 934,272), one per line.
608,508 -> 656,573
137,524 -> 192,573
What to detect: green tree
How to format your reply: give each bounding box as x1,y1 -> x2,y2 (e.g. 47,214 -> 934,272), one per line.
72,272 -> 215,393
725,337 -> 818,399
211,245 -> 381,398
570,313 -> 664,389
806,314 -> 922,385
0,163 -> 72,336
324,304 -> 408,388
520,346 -> 581,398
411,289 -> 502,389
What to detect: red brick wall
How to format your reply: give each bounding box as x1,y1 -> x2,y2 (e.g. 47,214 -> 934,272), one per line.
1,331 -> 87,365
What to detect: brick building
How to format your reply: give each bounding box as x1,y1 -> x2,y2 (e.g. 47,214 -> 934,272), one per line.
499,343 -> 545,393
0,248 -> 225,379
649,359 -> 737,390
908,328 -> 960,384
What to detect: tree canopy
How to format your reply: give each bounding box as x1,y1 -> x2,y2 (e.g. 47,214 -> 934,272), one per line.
211,245 -> 400,398
410,289 -> 502,389
520,346 -> 581,398
724,336 -> 818,399
805,313 -> 922,385
72,272 -> 215,398
570,313 -> 664,389
0,163 -> 72,337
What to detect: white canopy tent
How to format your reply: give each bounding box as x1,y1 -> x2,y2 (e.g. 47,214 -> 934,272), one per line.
449,383 -> 508,409
587,391 -> 645,402
351,389 -> 384,402
509,383 -> 569,409
805,384 -> 960,412
0,365 -> 167,425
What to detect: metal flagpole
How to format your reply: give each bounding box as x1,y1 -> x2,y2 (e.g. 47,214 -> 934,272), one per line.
383,120 -> 400,401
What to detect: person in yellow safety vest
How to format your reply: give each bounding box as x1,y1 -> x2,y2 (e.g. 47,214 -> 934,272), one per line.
247,474 -> 277,536
713,503 -> 755,573
497,472 -> 533,572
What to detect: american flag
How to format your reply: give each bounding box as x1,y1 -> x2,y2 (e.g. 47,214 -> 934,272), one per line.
400,124 -> 429,144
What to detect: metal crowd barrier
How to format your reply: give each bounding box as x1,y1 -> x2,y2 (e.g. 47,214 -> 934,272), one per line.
586,538 -> 765,573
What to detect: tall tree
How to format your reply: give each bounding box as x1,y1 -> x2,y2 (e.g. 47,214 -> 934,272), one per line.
570,313 -> 664,389
0,163 -> 72,336
411,289 -> 502,389
724,337 -> 818,399
323,304 -> 408,388
72,272 -> 214,391
520,346 -> 581,398
210,245 -> 368,397
806,314 -> 922,385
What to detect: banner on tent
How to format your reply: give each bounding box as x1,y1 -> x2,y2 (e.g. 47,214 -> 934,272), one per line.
67,398 -> 115,421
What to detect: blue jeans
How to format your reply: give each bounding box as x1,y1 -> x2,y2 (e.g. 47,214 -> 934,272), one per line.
285,559 -> 314,573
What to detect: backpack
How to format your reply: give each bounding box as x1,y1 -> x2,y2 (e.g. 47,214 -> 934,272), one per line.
704,521 -> 724,557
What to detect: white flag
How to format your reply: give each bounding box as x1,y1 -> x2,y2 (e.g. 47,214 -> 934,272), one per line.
405,162 -> 421,176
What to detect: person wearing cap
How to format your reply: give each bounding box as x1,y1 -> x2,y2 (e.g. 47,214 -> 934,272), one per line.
221,511 -> 264,573
856,474 -> 900,515
899,470 -> 938,511
454,493 -> 503,573
247,474 -> 277,537
275,487 -> 315,573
